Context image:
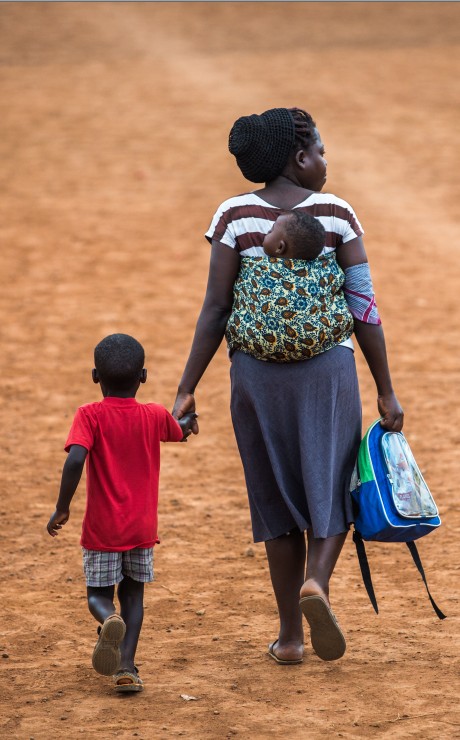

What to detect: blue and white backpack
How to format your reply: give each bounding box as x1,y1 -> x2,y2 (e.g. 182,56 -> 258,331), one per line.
350,419 -> 445,619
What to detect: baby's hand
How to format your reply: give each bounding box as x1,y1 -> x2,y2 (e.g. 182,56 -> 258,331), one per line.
178,413 -> 198,442
47,509 -> 70,537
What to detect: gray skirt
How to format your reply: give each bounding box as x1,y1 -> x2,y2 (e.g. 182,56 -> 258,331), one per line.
230,346 -> 362,542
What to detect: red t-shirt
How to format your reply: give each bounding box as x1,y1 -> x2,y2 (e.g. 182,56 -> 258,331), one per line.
65,397 -> 183,551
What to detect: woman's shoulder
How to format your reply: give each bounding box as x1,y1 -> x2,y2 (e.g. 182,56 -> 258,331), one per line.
303,191 -> 357,212
213,190 -> 357,211
212,191 -> 265,212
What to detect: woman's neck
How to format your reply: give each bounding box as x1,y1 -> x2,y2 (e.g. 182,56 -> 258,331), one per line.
253,175 -> 314,209
277,174 -> 301,187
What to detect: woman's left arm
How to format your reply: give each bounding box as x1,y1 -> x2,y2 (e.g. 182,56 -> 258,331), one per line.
336,236 -> 404,431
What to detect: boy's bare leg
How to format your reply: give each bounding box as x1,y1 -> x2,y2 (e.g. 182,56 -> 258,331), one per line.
117,576 -> 144,672
301,530 -> 348,602
87,585 -> 127,676
87,585 -> 116,623
264,529 -> 305,662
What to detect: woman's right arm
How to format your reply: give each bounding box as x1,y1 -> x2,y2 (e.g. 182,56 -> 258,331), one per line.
337,235 -> 404,432
172,241 -> 240,428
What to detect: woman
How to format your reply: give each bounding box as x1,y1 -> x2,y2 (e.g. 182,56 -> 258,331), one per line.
172,107 -> 403,664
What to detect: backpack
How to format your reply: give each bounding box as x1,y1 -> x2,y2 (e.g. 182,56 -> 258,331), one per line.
350,419 -> 446,620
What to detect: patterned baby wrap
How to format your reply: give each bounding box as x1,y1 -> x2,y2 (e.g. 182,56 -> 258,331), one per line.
226,254 -> 354,362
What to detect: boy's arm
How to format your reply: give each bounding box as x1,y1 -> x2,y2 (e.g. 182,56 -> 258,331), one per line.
47,444 -> 88,537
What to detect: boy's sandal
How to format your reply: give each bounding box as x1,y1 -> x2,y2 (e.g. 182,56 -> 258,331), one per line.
114,666 -> 144,693
92,613 -> 126,676
299,594 -> 346,661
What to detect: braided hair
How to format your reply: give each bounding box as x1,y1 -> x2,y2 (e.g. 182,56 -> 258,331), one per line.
288,108 -> 317,152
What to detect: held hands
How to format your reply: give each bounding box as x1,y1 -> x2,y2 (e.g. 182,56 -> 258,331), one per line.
172,392 -> 199,436
178,412 -> 199,441
47,509 -> 70,537
378,392 -> 404,432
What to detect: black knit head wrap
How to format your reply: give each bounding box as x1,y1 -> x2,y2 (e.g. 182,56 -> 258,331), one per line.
228,108 -> 296,184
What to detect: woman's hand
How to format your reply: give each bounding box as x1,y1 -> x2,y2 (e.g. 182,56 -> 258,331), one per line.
172,392 -> 199,435
378,392 -> 404,432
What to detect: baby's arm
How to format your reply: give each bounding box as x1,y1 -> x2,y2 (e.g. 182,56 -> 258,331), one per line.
46,444 -> 88,536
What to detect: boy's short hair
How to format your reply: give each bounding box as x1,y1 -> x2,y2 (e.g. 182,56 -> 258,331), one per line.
94,334 -> 145,390
282,210 -> 326,260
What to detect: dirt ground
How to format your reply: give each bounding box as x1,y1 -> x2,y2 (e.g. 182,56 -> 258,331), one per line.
0,2 -> 459,738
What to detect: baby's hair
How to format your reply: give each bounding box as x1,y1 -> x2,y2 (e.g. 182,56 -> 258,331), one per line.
282,210 -> 325,260
289,108 -> 317,151
94,334 -> 145,390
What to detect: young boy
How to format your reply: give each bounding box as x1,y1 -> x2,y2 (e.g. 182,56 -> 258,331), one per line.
47,334 -> 195,692
225,210 -> 354,362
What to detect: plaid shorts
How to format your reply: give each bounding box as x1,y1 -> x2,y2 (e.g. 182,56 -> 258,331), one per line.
82,547 -> 154,588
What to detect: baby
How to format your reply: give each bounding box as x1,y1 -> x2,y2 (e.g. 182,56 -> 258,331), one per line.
225,210 -> 354,362
262,210 -> 325,261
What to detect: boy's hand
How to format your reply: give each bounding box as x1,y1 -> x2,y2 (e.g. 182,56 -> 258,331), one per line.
47,509 -> 70,537
178,412 -> 199,441
172,392 -> 199,435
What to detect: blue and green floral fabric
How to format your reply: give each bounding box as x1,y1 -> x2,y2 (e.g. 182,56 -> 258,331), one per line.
226,255 -> 354,362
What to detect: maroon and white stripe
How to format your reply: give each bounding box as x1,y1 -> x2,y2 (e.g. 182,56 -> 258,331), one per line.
205,192 -> 364,256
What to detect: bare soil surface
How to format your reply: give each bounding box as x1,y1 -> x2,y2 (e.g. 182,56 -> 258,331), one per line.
0,3 -> 459,738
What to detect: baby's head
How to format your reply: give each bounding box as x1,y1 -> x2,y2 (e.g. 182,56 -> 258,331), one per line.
92,334 -> 146,395
262,211 -> 325,261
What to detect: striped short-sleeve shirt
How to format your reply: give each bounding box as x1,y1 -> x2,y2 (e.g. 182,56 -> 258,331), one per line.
205,191 -> 364,257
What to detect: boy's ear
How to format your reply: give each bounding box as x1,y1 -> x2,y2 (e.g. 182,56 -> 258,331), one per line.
140,368 -> 147,384
92,369 -> 100,384
276,240 -> 288,255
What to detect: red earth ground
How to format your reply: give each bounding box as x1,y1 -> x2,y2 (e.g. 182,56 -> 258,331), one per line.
0,3 -> 459,738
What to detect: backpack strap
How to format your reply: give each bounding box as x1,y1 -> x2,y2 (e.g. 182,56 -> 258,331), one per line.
353,530 -> 446,620
406,541 -> 446,620
353,531 -> 379,614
